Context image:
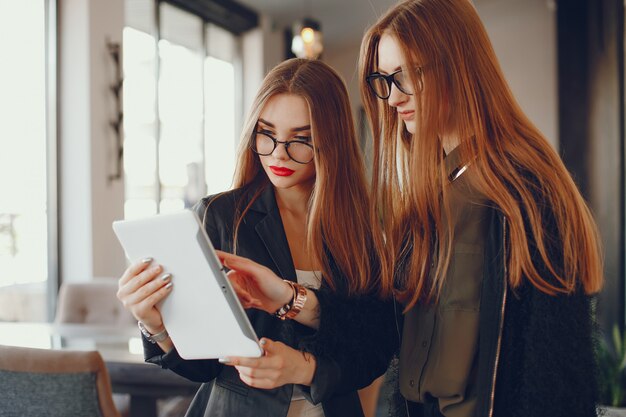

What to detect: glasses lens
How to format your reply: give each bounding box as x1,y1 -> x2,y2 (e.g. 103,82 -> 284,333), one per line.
254,133 -> 275,155
368,76 -> 390,99
393,71 -> 414,95
287,142 -> 314,164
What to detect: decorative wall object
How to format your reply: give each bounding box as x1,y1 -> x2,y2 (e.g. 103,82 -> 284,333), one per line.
107,40 -> 123,182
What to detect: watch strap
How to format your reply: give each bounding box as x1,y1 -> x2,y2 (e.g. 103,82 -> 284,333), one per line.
138,321 -> 169,343
274,280 -> 307,321
284,282 -> 307,320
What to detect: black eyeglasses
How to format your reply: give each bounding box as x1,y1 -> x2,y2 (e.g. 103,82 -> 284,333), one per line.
251,130 -> 315,164
366,68 -> 422,100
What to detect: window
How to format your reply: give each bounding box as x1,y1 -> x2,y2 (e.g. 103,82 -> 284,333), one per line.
124,1 -> 240,220
0,0 -> 55,321
204,24 -> 238,196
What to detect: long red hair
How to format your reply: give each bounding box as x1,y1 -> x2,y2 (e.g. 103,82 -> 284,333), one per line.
227,58 -> 388,295
359,0 -> 603,309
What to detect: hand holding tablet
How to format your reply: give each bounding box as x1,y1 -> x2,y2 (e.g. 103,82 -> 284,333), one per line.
113,210 -> 263,360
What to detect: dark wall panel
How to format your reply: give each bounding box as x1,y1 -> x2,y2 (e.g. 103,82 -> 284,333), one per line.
558,0 -> 625,335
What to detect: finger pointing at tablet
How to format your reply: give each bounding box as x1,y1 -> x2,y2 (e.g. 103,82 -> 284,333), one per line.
216,250 -> 321,330
217,251 -> 293,313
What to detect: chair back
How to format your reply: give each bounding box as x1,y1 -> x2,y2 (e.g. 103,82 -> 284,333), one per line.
55,279 -> 134,325
0,344 -> 121,417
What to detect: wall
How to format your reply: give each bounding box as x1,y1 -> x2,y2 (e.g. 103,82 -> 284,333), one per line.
475,0 -> 558,148
59,0 -> 126,283
241,16 -> 284,127
558,0 -> 625,334
323,42 -> 363,132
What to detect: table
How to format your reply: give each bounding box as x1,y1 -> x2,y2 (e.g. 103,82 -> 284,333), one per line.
0,322 -> 201,417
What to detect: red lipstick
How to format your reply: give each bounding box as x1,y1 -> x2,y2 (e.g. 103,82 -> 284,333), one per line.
269,166 -> 295,176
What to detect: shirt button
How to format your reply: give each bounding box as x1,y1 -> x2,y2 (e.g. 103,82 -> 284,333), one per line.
409,379 -> 415,387
422,341 -> 428,347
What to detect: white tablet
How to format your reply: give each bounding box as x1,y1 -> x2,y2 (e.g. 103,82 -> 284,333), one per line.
112,210 -> 263,360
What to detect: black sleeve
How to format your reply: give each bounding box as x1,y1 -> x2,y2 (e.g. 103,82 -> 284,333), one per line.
142,338 -> 224,383
494,197 -> 599,417
496,286 -> 598,417
297,287 -> 398,403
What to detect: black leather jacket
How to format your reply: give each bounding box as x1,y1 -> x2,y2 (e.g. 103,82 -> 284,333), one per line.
142,186 -> 397,417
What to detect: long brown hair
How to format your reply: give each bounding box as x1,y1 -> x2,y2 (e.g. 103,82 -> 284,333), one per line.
228,58 -> 387,295
359,0 -> 603,308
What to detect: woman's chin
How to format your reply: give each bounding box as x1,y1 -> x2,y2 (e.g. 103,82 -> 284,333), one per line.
403,120 -> 416,134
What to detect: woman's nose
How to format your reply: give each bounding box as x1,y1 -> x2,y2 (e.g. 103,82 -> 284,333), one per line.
271,141 -> 290,160
388,83 -> 408,108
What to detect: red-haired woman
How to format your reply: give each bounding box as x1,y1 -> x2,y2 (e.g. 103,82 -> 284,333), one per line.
116,58 -> 396,417
359,1 -> 603,417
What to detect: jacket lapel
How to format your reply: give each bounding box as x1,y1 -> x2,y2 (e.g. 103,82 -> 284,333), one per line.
250,187 -> 297,282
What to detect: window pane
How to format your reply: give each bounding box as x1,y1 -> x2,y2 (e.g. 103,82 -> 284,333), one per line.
0,2 -> 47,291
205,23 -> 237,195
123,26 -> 158,219
0,0 -> 49,323
124,0 -> 158,219
205,56 -> 236,194
159,4 -> 204,209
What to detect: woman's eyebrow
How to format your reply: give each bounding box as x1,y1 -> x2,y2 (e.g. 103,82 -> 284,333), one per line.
258,118 -> 310,132
291,125 -> 311,133
377,65 -> 402,74
257,118 -> 274,128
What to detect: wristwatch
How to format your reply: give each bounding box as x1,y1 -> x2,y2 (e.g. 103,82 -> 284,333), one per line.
274,280 -> 307,321
138,321 -> 169,344
284,282 -> 307,320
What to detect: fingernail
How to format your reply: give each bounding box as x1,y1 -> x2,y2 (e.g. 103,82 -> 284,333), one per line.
259,339 -> 267,346
161,273 -> 172,282
142,257 -> 153,264
218,357 -> 231,364
165,282 -> 173,289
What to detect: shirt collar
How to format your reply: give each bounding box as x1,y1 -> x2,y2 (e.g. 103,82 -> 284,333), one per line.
445,145 -> 469,183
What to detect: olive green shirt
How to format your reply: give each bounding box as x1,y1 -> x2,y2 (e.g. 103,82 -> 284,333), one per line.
399,147 -> 490,417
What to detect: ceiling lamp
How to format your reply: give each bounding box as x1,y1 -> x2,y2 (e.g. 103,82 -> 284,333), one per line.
291,18 -> 323,59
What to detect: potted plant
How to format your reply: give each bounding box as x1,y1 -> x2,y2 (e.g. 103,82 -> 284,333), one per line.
598,325 -> 626,416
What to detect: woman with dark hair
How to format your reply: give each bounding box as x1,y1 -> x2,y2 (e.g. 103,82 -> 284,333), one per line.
116,58 -> 396,417
358,1 -> 603,416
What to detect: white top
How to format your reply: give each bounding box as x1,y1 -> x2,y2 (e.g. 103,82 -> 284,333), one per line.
295,269 -> 322,289
288,269 -> 325,417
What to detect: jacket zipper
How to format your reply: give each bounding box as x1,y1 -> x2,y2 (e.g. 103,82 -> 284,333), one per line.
488,216 -> 508,417
392,297 -> 412,417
